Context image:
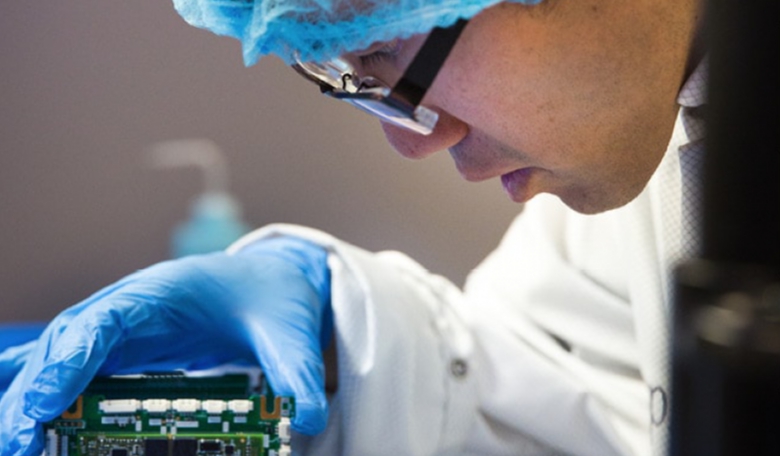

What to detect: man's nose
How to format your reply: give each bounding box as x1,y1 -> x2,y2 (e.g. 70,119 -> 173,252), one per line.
380,109 -> 469,160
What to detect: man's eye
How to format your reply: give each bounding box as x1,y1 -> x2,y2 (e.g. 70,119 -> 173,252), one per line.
357,40 -> 402,68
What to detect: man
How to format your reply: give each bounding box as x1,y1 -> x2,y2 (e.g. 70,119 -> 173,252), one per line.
0,0 -> 705,454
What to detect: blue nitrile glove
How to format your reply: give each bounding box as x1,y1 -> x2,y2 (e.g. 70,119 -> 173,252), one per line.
0,341 -> 36,396
0,323 -> 46,396
0,236 -> 332,456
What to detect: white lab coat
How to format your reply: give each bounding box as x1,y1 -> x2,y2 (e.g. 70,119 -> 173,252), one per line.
230,65 -> 706,456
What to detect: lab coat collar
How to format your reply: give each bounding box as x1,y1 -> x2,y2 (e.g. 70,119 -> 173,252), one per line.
677,58 -> 708,109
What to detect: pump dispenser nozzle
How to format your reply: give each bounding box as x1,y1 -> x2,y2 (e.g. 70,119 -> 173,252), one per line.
148,139 -> 250,258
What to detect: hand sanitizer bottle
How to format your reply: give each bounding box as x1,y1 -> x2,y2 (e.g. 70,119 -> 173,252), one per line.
148,139 -> 250,258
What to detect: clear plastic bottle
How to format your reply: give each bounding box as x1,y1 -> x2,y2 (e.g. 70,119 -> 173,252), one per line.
148,139 -> 250,258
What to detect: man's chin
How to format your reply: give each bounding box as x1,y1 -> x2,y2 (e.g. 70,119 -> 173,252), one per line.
557,187 -> 640,215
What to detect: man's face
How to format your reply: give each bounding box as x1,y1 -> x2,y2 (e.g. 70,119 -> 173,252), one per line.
342,0 -> 700,214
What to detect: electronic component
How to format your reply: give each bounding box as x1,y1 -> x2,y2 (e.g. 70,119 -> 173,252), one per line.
227,400 -> 254,414
171,398 -> 201,413
98,399 -> 140,414
202,400 -> 227,414
142,399 -> 172,413
44,372 -> 295,456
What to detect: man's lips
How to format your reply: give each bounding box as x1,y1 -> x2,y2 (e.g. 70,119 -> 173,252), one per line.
455,162 -> 540,203
501,168 -> 538,203
448,138 -> 542,203
454,160 -> 521,182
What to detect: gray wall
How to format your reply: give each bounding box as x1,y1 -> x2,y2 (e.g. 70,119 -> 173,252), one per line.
0,1 -> 521,322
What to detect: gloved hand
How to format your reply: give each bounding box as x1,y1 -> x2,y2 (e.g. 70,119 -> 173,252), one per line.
0,340 -> 36,396
0,322 -> 47,397
0,236 -> 332,456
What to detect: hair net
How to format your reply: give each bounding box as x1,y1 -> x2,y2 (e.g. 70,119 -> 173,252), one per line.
173,0 -> 544,66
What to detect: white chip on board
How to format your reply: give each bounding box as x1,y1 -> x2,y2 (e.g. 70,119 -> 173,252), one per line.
201,400 -> 228,414
172,398 -> 201,413
142,399 -> 171,413
279,417 -> 291,443
227,399 -> 254,414
98,399 -> 141,414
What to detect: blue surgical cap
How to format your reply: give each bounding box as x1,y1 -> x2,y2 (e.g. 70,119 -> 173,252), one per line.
173,0 -> 543,66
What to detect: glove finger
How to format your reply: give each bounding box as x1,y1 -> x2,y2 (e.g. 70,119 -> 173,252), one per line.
0,340 -> 37,394
240,291 -> 329,435
21,277 -> 246,420
21,293 -> 162,421
0,344 -> 51,456
237,238 -> 332,435
0,290 -> 117,386
0,281 -> 138,416
0,271 -> 175,455
247,320 -> 328,435
0,409 -> 44,456
0,410 -> 43,456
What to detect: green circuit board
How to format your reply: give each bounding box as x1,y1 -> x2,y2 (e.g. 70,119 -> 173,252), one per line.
43,373 -> 293,456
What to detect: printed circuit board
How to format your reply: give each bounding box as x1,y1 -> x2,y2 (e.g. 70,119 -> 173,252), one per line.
43,373 -> 293,456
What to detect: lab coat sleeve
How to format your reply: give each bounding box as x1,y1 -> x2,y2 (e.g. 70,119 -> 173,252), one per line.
229,224 -> 482,456
229,212 -> 648,455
